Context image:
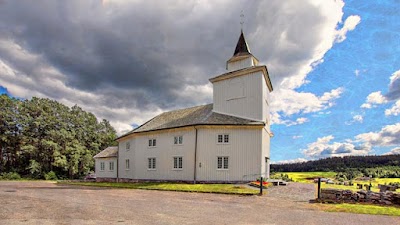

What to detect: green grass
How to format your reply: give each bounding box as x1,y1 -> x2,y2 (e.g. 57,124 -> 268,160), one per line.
316,203 -> 400,216
59,181 -> 259,195
282,172 -> 336,183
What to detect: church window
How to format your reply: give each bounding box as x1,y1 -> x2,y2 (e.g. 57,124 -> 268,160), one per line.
217,134 -> 230,144
217,156 -> 229,169
173,157 -> 183,169
125,159 -> 130,170
174,136 -> 183,145
148,158 -> 156,170
109,161 -> 114,171
148,139 -> 157,147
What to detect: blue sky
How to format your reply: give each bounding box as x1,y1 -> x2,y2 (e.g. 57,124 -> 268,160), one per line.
0,0 -> 399,163
271,0 -> 400,162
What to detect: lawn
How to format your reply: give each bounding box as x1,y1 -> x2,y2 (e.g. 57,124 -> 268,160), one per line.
315,203 -> 400,216
281,172 -> 336,183
59,181 -> 260,195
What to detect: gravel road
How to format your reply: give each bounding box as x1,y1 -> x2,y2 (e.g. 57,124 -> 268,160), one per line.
0,181 -> 398,225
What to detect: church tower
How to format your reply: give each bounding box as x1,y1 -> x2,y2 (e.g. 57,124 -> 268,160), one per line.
209,30 -> 273,124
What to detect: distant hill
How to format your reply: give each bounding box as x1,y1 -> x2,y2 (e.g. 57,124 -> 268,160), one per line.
271,154 -> 400,173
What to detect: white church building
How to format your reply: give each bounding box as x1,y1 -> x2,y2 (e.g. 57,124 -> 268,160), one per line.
94,30 -> 273,183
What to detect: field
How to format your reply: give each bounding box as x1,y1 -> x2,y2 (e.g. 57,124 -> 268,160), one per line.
273,172 -> 400,193
60,181 -> 259,195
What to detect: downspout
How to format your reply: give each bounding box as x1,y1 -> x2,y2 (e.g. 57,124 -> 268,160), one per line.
193,126 -> 198,184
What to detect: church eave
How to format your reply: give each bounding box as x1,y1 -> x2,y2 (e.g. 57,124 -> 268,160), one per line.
209,66 -> 273,92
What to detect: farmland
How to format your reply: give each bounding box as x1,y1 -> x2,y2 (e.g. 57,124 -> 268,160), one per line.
272,172 -> 400,193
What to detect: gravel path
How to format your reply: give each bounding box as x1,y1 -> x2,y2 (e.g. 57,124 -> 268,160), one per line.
0,181 -> 398,225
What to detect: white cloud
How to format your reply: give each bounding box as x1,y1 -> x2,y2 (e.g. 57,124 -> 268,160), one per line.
355,123 -> 400,146
303,122 -> 400,159
353,114 -> 363,123
361,91 -> 388,109
383,147 -> 400,155
303,135 -> 371,159
361,69 -> 400,110
292,135 -> 303,139
271,87 -> 344,125
389,70 -> 400,84
335,15 -> 361,43
345,113 -> 363,125
354,69 -> 367,77
385,100 -> 400,116
273,158 -> 308,164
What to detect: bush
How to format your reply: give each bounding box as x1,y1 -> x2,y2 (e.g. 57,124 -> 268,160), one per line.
0,172 -> 21,180
44,171 -> 58,180
270,173 -> 293,182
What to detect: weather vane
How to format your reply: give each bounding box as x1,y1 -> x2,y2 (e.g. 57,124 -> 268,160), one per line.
240,11 -> 244,30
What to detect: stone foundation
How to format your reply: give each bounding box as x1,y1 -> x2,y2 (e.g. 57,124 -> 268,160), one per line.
96,177 -> 117,182
319,188 -> 400,206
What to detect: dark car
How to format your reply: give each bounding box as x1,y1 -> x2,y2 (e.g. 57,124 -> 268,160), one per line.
84,173 -> 96,181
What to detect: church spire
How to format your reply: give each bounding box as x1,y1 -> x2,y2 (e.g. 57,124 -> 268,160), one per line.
226,30 -> 259,71
233,30 -> 251,56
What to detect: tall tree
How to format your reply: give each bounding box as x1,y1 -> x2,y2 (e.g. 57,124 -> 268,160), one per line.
0,94 -> 117,179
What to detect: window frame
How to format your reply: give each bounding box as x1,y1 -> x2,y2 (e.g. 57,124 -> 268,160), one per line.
217,134 -> 230,144
109,161 -> 114,171
173,156 -> 183,170
100,162 -> 105,171
217,156 -> 229,170
125,159 -> 130,170
173,135 -> 183,145
148,138 -> 157,148
148,157 -> 156,170
126,142 -> 130,151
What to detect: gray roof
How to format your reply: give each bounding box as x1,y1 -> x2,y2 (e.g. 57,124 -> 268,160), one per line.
94,146 -> 118,158
118,104 -> 263,139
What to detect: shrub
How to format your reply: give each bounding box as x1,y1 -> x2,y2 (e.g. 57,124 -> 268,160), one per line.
0,172 -> 21,180
44,171 -> 58,180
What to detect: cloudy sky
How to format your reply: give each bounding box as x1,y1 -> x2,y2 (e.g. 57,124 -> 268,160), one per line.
0,0 -> 399,163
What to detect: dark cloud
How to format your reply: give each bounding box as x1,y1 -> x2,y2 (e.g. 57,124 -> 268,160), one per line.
0,0 -> 350,132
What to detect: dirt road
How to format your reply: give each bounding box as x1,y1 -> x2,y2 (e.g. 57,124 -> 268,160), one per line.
0,181 -> 398,225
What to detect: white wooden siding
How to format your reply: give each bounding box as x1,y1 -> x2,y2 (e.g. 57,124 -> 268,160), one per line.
119,129 -> 196,181
227,57 -> 254,71
262,127 -> 271,178
213,71 -> 264,121
196,127 -> 262,182
95,158 -> 117,178
118,139 -> 135,179
262,74 -> 271,123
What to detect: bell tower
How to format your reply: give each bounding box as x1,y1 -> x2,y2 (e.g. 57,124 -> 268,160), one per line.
209,30 -> 273,123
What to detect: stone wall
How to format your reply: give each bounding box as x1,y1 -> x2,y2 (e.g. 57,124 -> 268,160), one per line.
96,177 -> 117,182
320,188 -> 400,206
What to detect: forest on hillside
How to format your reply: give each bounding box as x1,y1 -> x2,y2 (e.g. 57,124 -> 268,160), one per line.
271,155 -> 400,179
0,94 -> 117,179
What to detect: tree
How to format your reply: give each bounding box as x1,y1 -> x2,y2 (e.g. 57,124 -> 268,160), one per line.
0,94 -> 117,179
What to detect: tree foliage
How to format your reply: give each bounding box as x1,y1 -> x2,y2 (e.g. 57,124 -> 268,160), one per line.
0,94 -> 117,179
